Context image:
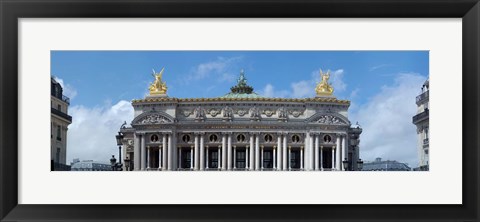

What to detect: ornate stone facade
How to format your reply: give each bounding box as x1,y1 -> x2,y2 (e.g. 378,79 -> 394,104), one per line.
120,70 -> 362,171
412,79 -> 429,171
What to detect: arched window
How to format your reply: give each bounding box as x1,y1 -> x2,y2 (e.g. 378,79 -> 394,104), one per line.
182,134 -> 191,143
292,135 -> 300,143
150,134 -> 159,142
264,134 -> 273,142
323,135 -> 332,143
209,134 -> 218,142
237,134 -> 246,142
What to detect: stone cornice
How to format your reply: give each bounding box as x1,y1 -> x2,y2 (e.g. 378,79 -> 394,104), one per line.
132,97 -> 350,105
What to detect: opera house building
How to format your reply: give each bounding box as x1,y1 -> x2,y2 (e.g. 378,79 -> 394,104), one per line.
119,69 -> 362,171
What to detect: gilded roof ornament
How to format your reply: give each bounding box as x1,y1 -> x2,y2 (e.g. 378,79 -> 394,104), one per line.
315,69 -> 334,97
149,68 -> 168,96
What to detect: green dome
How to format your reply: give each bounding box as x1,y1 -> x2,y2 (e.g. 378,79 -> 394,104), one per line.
219,70 -> 264,99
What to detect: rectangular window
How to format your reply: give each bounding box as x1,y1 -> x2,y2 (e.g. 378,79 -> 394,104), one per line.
57,104 -> 61,112
57,125 -> 61,141
235,149 -> 246,169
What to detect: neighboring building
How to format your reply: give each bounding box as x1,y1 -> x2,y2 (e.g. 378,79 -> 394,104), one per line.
51,77 -> 72,171
362,158 -> 411,171
71,159 -> 112,171
119,69 -> 362,171
412,79 -> 429,171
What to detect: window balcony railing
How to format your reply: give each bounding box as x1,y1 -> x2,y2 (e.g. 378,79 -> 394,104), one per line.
416,91 -> 429,105
423,138 -> 429,147
412,108 -> 429,124
51,107 -> 72,122
62,95 -> 70,105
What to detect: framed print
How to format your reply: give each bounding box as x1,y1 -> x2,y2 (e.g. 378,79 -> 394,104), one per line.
1,0 -> 479,221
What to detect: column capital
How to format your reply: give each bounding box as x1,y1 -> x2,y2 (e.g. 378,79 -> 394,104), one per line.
300,146 -> 304,149
190,145 -> 194,149
233,145 -> 237,148
332,146 -> 336,149
288,146 -> 292,149
206,145 -> 209,148
147,146 -> 150,149
320,145 -> 323,149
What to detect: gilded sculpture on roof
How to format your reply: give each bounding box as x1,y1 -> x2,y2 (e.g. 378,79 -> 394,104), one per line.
315,69 -> 334,96
149,68 -> 168,95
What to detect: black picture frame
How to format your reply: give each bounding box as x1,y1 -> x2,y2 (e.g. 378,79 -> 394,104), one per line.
1,0 -> 479,221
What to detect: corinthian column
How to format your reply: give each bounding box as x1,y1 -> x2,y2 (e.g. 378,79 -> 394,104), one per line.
336,135 -> 341,170
342,135 -> 346,171
162,134 -> 167,170
167,133 -> 173,170
255,133 -> 260,170
314,134 -> 319,171
277,134 -> 282,170
194,133 -> 199,170
222,133 -> 227,170
200,133 -> 205,170
141,134 -> 146,170
282,133 -> 287,170
134,133 -> 140,171
249,134 -> 254,170
227,133 -> 232,170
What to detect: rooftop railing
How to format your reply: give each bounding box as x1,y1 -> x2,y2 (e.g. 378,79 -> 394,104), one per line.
416,91 -> 429,105
51,107 -> 72,122
412,108 -> 429,124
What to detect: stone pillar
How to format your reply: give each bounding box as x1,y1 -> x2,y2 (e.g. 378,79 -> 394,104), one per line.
200,133 -> 205,170
255,134 -> 260,170
171,132 -> 177,171
227,133 -> 232,170
300,146 -> 304,170
178,147 -> 181,169
194,133 -> 199,170
342,135 -> 347,171
282,133 -> 287,170
134,133 -> 140,171
277,134 -> 282,170
190,146 -> 194,169
260,145 -> 264,170
162,134 -> 167,170
233,145 -> 237,169
167,133 -> 173,170
288,146 -> 292,170
332,146 -> 336,170
218,145 -> 221,169
273,147 -> 277,170
141,134 -> 146,170
320,146 -> 324,171
336,135 -> 341,170
146,146 -> 151,169
249,134 -> 254,170
305,132 -> 310,170
246,146 -> 249,170
222,134 -> 227,170
205,145 -> 209,170
158,146 -> 162,169
307,133 -> 315,170
314,134 -> 319,171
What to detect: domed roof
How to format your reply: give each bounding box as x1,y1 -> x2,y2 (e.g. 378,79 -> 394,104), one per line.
219,70 -> 264,99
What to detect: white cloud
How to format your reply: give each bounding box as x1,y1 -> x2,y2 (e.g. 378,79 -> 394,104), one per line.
369,64 -> 391,71
66,100 -> 134,164
53,77 -> 78,100
260,68 -> 346,99
186,56 -> 242,83
291,80 -> 315,98
259,83 -> 289,98
349,73 -> 427,167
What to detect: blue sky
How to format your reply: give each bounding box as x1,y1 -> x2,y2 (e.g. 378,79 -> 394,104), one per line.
51,51 -> 428,167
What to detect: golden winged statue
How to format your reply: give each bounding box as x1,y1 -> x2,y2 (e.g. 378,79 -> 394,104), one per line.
315,69 -> 334,96
149,68 -> 168,95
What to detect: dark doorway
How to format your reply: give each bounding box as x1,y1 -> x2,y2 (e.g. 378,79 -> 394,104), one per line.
263,149 -> 274,169
235,149 -> 246,169
290,149 -> 301,169
181,149 -> 192,169
209,149 -> 219,168
322,148 -> 333,169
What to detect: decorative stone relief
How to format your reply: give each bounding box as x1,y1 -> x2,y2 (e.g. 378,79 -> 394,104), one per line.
182,109 -> 193,117
289,109 -> 304,118
249,106 -> 260,121
316,115 -> 346,125
222,106 -> 233,121
208,108 -> 221,117
138,114 -> 172,124
263,108 -> 275,117
277,107 -> 288,121
194,106 -> 206,121
236,109 -> 248,117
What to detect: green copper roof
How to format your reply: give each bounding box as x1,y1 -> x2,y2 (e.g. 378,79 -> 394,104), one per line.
219,70 -> 264,98
220,92 -> 264,99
